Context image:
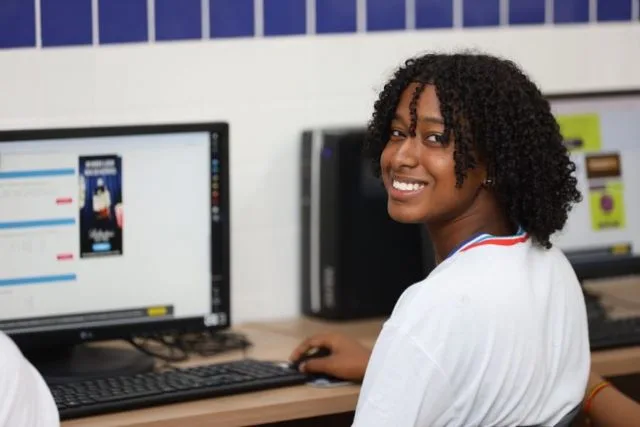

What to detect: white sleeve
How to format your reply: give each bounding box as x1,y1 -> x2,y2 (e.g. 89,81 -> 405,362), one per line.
0,332 -> 59,427
351,324 -> 455,427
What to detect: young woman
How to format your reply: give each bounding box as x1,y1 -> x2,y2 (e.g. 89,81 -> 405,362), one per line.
290,52 -> 590,426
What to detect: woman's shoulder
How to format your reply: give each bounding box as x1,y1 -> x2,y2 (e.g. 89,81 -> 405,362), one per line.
440,238 -> 573,284
393,242 -> 568,322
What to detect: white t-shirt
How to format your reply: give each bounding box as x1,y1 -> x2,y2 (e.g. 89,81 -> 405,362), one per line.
0,332 -> 59,426
352,230 -> 590,427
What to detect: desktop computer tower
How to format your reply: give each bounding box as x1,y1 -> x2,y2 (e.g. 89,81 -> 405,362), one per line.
300,128 -> 433,320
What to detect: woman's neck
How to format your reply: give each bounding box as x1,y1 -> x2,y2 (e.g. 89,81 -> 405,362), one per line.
427,200 -> 513,265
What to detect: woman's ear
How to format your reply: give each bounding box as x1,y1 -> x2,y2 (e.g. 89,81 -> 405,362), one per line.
475,162 -> 491,188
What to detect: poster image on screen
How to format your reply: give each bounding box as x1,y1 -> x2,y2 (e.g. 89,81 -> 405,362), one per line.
78,155 -> 123,258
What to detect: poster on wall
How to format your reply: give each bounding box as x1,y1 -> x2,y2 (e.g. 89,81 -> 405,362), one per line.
586,153 -> 626,230
78,155 -> 124,258
556,113 -> 602,152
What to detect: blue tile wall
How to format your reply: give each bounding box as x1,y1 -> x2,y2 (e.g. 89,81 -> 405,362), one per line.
316,0 -> 357,34
0,0 -> 35,48
597,0 -> 632,22
264,0 -> 305,36
367,0 -> 406,31
156,0 -> 201,41
41,0 -> 93,47
416,0 -> 453,29
210,0 -> 254,38
510,0 -> 545,25
99,0 -> 147,44
554,0 -> 589,24
0,0 -> 637,50
463,0 -> 500,27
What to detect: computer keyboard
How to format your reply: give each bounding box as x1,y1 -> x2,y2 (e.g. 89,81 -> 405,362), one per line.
49,359 -> 308,420
589,316 -> 640,350
586,293 -> 640,350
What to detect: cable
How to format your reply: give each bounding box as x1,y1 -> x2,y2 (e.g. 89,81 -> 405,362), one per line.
127,334 -> 189,363
179,330 -> 253,358
127,329 -> 253,364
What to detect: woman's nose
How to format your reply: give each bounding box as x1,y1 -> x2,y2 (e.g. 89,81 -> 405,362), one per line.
391,139 -> 420,169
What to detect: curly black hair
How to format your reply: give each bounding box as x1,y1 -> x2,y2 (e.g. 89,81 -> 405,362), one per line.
365,51 -> 582,249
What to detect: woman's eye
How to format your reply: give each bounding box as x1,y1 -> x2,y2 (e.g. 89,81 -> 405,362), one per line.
426,134 -> 445,145
390,129 -> 405,139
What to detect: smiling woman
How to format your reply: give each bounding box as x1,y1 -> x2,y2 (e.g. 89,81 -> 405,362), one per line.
378,82 -> 520,263
367,53 -> 583,257
290,52 -> 591,427
383,84 -> 493,227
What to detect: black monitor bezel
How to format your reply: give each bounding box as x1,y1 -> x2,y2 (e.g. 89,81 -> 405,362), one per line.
546,89 -> 640,282
0,122 -> 231,350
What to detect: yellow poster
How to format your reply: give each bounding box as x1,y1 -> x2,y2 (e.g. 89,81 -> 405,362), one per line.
556,113 -> 602,152
589,181 -> 626,230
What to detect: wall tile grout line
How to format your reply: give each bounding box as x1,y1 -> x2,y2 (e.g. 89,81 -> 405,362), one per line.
545,0 -> 554,24
453,0 -> 463,28
202,0 -> 210,39
92,0 -> 99,45
500,0 -> 509,26
34,0 -> 42,48
306,0 -> 316,35
406,0 -> 416,30
356,0 -> 367,32
589,0 -> 597,22
147,0 -> 155,42
254,0 -> 264,37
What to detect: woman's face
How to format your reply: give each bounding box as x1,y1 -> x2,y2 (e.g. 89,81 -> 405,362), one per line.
380,83 -> 486,224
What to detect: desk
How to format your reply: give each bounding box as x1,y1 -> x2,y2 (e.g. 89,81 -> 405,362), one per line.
61,325 -> 360,427
245,316 -> 640,378
62,316 -> 640,427
243,317 -> 384,348
585,276 -> 640,377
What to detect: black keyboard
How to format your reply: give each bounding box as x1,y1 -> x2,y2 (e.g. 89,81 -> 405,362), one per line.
589,316 -> 640,350
49,359 -> 308,420
586,293 -> 640,350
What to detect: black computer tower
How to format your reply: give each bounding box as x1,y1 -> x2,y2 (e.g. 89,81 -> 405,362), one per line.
300,128 -> 433,320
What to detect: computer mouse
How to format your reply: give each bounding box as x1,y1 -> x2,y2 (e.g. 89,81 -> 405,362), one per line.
290,346 -> 331,371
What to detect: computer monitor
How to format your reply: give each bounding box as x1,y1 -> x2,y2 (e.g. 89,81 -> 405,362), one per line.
548,90 -> 640,280
0,123 -> 230,382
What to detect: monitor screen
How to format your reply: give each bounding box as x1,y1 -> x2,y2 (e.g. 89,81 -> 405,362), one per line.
548,91 -> 640,277
0,123 -> 230,343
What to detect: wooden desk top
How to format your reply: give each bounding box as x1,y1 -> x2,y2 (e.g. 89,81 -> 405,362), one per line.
243,316 -> 385,348
62,314 -> 640,426
247,315 -> 640,377
61,326 -> 360,427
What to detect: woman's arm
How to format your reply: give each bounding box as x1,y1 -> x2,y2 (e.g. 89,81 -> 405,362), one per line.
584,371 -> 640,427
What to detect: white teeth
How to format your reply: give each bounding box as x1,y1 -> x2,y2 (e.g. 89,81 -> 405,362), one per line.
392,180 -> 425,192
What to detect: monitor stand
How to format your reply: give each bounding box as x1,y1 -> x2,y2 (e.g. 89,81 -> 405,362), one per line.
25,342 -> 156,385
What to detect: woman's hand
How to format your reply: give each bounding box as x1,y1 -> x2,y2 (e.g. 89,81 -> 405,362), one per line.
289,333 -> 372,382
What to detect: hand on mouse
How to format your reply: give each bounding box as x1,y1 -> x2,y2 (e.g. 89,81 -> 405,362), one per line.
289,333 -> 371,382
